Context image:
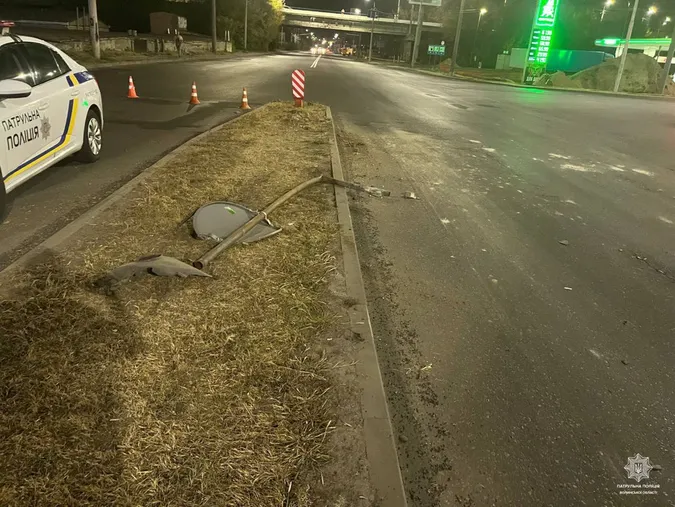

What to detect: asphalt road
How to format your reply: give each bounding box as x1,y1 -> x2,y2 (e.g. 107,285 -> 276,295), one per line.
311,58 -> 675,505
3,51 -> 675,505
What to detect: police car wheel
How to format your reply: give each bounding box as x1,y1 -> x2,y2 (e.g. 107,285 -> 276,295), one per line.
76,109 -> 102,163
0,179 -> 8,224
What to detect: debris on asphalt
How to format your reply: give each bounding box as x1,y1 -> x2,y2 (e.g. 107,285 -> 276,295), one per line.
403,191 -> 419,200
421,363 -> 433,371
564,286 -> 573,291
559,240 -> 570,246
621,359 -> 629,365
365,186 -> 391,197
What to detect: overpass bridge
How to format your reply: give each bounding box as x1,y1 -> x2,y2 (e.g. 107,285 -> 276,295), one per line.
281,6 -> 444,36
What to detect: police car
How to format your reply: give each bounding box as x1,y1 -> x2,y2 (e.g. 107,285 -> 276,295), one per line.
0,27 -> 103,221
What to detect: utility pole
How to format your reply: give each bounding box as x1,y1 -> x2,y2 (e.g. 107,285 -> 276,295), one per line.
450,0 -> 467,75
613,0 -> 639,92
87,0 -> 100,59
244,0 -> 249,50
658,19 -> 675,94
211,0 -> 217,53
411,3 -> 423,67
368,1 -> 376,62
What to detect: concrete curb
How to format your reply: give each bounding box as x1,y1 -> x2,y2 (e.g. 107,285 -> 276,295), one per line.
326,107 -> 408,507
378,62 -> 675,101
1,106 -> 263,277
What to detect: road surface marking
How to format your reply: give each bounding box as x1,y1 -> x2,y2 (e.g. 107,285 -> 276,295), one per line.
631,168 -> 654,176
549,153 -> 571,160
609,165 -> 625,172
658,216 -> 674,225
310,54 -> 322,68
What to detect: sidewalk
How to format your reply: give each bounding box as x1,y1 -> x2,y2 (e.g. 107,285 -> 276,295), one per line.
0,103 -> 383,506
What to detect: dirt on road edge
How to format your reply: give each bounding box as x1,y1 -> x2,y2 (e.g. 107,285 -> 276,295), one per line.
0,102 -> 371,506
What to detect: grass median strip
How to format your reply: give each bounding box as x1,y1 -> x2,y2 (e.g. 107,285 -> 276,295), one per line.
0,103 -> 346,506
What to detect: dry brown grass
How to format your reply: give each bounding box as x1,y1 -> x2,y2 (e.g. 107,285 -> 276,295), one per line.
0,102 -> 344,506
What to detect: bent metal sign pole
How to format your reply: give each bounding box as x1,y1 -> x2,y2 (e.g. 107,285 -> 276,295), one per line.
292,69 -> 305,107
522,0 -> 561,85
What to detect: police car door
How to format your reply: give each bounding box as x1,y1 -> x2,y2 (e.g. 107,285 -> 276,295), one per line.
0,41 -> 45,191
1,42 -> 71,190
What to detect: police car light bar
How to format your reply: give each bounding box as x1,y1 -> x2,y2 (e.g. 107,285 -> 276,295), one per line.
0,21 -> 15,35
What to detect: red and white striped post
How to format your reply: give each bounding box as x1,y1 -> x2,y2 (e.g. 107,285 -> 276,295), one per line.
292,69 -> 305,107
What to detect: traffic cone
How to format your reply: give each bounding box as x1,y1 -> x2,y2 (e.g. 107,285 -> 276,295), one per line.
127,76 -> 139,99
240,87 -> 251,110
189,82 -> 200,105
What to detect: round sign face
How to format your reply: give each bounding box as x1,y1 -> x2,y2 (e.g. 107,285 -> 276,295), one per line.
441,40 -> 445,45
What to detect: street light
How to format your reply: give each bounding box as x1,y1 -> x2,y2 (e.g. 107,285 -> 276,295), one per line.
601,0 -> 614,22
354,8 -> 361,14
471,8 -> 488,67
664,16 -> 672,25
647,5 -> 657,16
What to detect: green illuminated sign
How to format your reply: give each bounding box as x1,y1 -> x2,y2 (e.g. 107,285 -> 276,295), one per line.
427,44 -> 446,56
523,0 -> 561,84
536,0 -> 559,27
595,37 -> 672,47
528,28 -> 553,64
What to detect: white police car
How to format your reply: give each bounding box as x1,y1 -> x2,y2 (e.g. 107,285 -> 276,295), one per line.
0,29 -> 103,220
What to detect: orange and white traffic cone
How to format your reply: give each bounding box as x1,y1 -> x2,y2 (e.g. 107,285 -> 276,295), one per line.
127,76 -> 139,99
189,82 -> 200,105
240,87 -> 251,110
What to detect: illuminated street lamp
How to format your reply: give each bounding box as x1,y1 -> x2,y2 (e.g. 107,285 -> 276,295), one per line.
664,16 -> 671,25
471,8 -> 488,67
478,7 -> 488,24
647,5 -> 657,15
601,0 -> 614,22
354,8 -> 361,14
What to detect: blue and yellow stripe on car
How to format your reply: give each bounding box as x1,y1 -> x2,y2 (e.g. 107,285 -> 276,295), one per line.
3,99 -> 79,184
66,72 -> 94,87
